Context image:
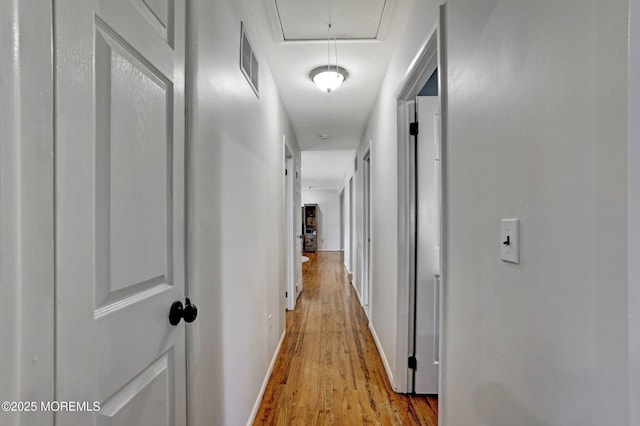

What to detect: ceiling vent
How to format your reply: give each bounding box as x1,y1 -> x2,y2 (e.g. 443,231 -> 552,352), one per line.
240,22 -> 259,97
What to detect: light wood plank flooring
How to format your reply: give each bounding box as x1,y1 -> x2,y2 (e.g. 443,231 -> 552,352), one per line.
254,251 -> 438,425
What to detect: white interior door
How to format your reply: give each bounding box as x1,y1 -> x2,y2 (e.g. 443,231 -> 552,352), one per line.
286,154 -> 302,309
294,160 -> 303,297
55,0 -> 187,424
413,95 -> 441,394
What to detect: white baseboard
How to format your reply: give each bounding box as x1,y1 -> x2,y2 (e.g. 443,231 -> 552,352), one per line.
351,280 -> 363,305
246,331 -> 286,426
342,263 -> 353,282
368,322 -> 394,388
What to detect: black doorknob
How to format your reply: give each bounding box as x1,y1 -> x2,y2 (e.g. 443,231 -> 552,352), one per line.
169,298 -> 198,326
183,298 -> 198,323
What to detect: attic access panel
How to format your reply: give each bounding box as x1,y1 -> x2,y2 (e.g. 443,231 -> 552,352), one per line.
274,0 -> 388,40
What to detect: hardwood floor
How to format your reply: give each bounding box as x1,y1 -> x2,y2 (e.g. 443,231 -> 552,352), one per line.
254,251 -> 438,425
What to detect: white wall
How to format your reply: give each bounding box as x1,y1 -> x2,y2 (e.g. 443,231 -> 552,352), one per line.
356,0 -> 631,424
354,0 -> 441,387
188,1 -> 300,424
443,1 -> 628,425
302,190 -> 342,251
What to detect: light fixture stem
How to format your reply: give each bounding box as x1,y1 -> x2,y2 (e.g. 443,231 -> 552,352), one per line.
327,24 -> 331,73
310,21 -> 346,93
334,36 -> 338,73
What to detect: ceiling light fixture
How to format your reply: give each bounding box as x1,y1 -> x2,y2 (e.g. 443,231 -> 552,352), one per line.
309,24 -> 348,92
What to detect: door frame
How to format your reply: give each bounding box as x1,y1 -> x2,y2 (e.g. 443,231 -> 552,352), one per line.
393,20 -> 443,395
629,0 -> 640,421
0,3 -> 55,425
340,189 -> 345,252
362,148 -> 372,313
349,177 -> 355,277
294,159 -> 303,297
284,143 -> 297,310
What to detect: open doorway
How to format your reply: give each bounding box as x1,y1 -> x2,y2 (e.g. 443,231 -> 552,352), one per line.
395,4 -> 447,403
410,93 -> 441,394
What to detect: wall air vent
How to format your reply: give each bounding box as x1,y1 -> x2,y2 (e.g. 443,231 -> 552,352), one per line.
240,22 -> 259,97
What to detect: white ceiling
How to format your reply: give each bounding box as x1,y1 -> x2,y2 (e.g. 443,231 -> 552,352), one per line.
244,0 -> 413,190
301,150 -> 354,193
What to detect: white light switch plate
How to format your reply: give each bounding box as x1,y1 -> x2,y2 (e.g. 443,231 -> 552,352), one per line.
500,218 -> 519,264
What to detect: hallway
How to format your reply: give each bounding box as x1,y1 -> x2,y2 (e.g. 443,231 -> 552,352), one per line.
254,252 -> 437,425
2,0 -> 636,424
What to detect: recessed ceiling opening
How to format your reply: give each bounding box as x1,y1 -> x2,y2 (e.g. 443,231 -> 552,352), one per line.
273,0 -> 389,41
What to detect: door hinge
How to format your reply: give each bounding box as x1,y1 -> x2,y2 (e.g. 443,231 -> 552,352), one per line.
409,122 -> 419,136
286,291 -> 288,298
285,169 -> 288,176
408,355 -> 417,370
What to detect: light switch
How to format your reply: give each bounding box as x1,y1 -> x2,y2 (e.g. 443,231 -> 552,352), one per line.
500,218 -> 519,264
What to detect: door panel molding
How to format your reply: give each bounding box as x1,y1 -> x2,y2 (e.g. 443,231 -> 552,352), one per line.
55,0 -> 187,423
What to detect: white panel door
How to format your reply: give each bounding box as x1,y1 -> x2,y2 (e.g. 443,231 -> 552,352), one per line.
294,160 -> 303,297
414,96 -> 441,394
55,0 -> 187,424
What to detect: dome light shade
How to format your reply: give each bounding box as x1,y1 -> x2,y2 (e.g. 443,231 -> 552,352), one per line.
310,66 -> 348,92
